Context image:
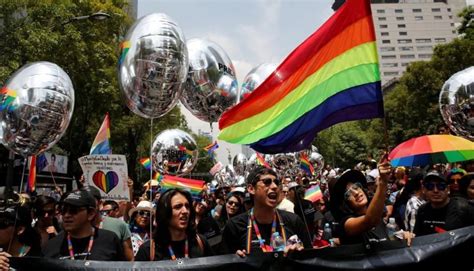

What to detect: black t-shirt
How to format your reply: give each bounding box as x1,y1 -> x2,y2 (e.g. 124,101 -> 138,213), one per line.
197,216 -> 221,239
43,228 -> 125,261
339,214 -> 389,245
135,234 -> 213,261
414,197 -> 474,236
222,209 -> 312,254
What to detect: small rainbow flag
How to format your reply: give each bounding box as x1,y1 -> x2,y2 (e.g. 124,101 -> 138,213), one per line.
0,87 -> 17,112
27,156 -> 37,193
300,153 -> 315,176
161,175 -> 205,199
140,157 -> 151,170
256,152 -> 271,169
90,113 -> 112,155
118,40 -> 131,65
304,185 -> 323,203
218,0 -> 383,154
178,145 -> 194,159
203,141 -> 219,158
153,171 -> 163,182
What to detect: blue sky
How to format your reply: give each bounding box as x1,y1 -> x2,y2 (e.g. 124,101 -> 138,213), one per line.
137,0 -> 334,164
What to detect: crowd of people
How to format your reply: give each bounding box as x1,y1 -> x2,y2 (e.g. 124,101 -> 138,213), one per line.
0,157 -> 473,269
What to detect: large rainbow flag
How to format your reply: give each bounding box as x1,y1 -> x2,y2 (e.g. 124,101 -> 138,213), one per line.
218,0 -> 383,154
90,113 -> 112,155
161,175 -> 205,199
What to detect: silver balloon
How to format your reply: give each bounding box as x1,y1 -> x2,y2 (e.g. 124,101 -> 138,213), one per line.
239,63 -> 277,102
439,66 -> 474,140
180,38 -> 238,123
119,13 -> 188,119
246,153 -> 257,172
271,153 -> 297,175
151,129 -> 198,176
309,151 -> 325,178
232,153 -> 247,175
215,164 -> 237,186
0,62 -> 74,156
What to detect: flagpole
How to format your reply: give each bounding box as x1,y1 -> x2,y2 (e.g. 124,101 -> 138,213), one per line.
149,118 -> 154,261
18,157 -> 27,193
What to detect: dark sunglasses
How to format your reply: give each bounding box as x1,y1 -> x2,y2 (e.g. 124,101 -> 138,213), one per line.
258,178 -> 281,187
227,200 -> 241,207
100,209 -> 113,216
37,209 -> 55,217
138,210 -> 151,217
60,205 -> 88,215
0,219 -> 15,229
424,182 -> 448,191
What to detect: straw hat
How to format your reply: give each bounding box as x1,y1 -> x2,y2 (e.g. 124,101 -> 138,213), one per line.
128,200 -> 155,217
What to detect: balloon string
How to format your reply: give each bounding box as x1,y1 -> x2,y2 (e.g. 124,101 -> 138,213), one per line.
149,118 -> 153,261
18,157 -> 27,193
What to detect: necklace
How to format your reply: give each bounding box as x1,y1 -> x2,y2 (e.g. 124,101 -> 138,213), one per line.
67,227 -> 95,260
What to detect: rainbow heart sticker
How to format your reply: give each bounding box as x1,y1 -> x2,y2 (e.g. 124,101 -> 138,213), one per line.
92,170 -> 119,194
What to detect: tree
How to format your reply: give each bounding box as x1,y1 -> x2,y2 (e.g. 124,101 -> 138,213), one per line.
0,1 -> 190,189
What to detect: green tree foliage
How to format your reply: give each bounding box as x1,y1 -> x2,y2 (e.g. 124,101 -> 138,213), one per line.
0,0 -> 191,188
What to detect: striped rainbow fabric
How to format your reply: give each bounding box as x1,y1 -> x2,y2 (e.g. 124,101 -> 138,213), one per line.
304,185 -> 323,203
300,153 -> 315,176
218,0 -> 383,154
161,175 -> 205,199
140,157 -> 151,170
90,113 -> 112,155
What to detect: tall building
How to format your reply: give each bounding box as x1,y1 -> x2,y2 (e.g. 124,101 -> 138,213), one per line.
334,0 -> 466,86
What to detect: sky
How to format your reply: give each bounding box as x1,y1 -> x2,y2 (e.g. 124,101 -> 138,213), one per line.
137,0 -> 334,164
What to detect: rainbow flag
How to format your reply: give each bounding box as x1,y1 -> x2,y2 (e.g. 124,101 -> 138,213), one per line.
153,171 -> 163,182
140,157 -> 151,170
161,175 -> 205,199
118,40 -> 130,65
0,87 -> 17,112
256,152 -> 271,169
27,156 -> 36,193
218,0 -> 383,154
204,141 -> 219,158
300,153 -> 315,176
304,185 -> 323,203
90,113 -> 112,155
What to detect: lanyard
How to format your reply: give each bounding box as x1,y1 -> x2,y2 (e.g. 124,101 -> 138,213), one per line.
67,227 -> 95,260
18,245 -> 30,257
246,208 -> 287,253
168,239 -> 188,260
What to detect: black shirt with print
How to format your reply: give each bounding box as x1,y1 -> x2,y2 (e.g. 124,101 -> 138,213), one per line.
222,210 -> 312,254
339,214 -> 389,245
414,197 -> 474,236
135,234 -> 213,261
43,228 -> 125,261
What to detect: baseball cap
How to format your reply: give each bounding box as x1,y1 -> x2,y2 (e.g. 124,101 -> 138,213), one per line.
423,171 -> 446,183
62,190 -> 96,208
82,186 -> 102,201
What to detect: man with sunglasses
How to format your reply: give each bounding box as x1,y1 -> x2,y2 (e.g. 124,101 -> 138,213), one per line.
43,190 -> 125,260
222,167 -> 312,257
413,171 -> 474,236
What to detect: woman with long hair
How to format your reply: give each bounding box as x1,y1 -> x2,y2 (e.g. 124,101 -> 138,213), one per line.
135,189 -> 213,261
216,192 -> 244,230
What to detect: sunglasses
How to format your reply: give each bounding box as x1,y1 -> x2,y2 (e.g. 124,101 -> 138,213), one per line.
60,205 -> 88,215
344,182 -> 363,200
138,210 -> 151,217
37,209 -> 55,217
258,178 -> 281,187
100,209 -> 113,216
423,182 -> 448,191
227,200 -> 241,207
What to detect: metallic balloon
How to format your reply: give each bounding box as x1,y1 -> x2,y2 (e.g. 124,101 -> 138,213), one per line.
151,129 -> 198,176
0,62 -> 75,157
439,66 -> 474,140
309,151 -> 325,179
271,153 -> 297,173
246,153 -> 257,172
239,63 -> 277,102
118,13 -> 188,119
215,164 -> 237,186
180,38 -> 238,123
232,153 -> 247,175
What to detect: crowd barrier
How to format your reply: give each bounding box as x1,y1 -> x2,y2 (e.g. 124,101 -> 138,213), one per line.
10,226 -> 473,270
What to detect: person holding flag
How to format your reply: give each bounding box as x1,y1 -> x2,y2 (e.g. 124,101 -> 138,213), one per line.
222,166 -> 311,257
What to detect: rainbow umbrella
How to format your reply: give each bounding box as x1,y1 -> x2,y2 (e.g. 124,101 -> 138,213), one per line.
389,135 -> 474,167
